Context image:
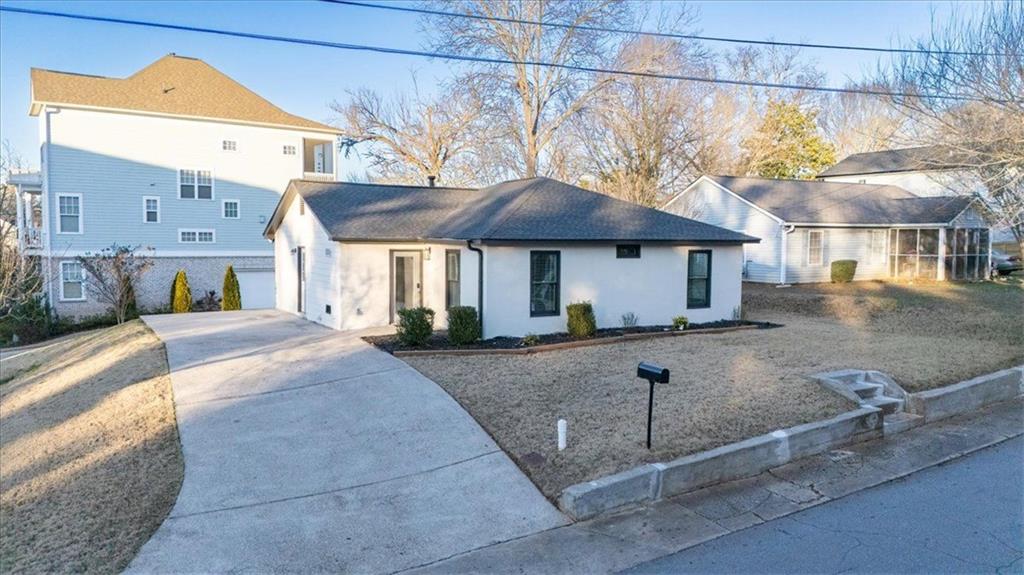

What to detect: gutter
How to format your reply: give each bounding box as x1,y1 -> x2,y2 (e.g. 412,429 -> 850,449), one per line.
779,224 -> 795,285
467,240 -> 484,336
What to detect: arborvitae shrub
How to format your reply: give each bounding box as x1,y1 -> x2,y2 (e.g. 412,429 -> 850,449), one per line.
171,270 -> 192,313
222,266 -> 242,311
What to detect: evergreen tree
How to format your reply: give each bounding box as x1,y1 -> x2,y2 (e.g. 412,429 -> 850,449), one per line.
171,270 -> 192,313
221,266 -> 242,311
740,100 -> 836,179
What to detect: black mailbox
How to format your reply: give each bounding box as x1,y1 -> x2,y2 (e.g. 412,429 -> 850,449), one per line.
637,362 -> 670,384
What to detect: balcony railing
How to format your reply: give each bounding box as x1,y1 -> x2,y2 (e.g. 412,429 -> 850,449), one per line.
303,171 -> 336,182
23,228 -> 42,248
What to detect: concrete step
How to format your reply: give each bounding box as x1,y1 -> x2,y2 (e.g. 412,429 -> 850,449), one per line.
849,381 -> 884,399
865,396 -> 904,415
883,412 -> 925,436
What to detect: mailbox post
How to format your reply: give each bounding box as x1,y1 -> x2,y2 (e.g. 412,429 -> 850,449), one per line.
637,362 -> 670,450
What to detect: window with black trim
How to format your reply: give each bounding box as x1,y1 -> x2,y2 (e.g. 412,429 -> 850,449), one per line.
687,250 -> 711,309
445,250 -> 460,309
616,244 -> 641,259
530,251 -> 560,317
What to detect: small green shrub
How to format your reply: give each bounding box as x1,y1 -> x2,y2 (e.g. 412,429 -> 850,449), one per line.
396,307 -> 435,347
170,270 -> 192,313
831,260 -> 858,283
566,301 -> 597,338
672,315 -> 689,330
0,296 -> 53,345
51,313 -> 118,337
521,333 -> 541,347
446,306 -> 480,345
222,266 -> 242,311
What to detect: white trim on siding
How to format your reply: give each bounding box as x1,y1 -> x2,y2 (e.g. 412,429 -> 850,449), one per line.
178,228 -> 217,244
222,199 -> 241,219
664,176 -> 785,224
177,168 -> 216,200
806,230 -> 824,266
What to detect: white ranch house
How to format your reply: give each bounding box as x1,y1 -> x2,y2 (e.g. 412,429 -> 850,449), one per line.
663,175 -> 990,284
263,177 -> 757,338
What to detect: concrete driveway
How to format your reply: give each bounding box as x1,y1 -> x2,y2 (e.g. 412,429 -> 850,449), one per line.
129,310 -> 566,573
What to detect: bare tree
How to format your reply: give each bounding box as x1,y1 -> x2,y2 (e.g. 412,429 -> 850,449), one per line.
77,245 -> 154,324
426,0 -> 630,178
0,140 -> 44,322
821,83 -> 909,158
576,30 -> 714,206
879,1 -> 1024,252
331,78 -> 484,186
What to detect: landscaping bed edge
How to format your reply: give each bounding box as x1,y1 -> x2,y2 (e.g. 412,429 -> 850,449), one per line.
390,324 -> 762,357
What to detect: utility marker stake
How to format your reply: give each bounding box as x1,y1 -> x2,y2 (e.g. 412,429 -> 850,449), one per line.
557,419 -> 567,451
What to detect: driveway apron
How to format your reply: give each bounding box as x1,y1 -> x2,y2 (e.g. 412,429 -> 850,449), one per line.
128,310 -> 567,573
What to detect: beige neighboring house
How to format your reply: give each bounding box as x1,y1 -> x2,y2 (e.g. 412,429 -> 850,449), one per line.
12,54 -> 341,317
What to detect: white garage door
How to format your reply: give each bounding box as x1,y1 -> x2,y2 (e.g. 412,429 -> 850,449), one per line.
236,269 -> 276,309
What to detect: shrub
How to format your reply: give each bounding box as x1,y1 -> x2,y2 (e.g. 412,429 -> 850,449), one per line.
566,301 -> 596,338
170,270 -> 192,313
672,315 -> 689,330
193,290 -> 221,312
446,306 -> 480,345
621,312 -> 638,328
0,295 -> 53,345
831,259 -> 858,283
396,307 -> 435,347
521,333 -> 541,347
222,266 -> 242,311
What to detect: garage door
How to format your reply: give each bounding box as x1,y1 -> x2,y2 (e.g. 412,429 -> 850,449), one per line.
236,269 -> 276,309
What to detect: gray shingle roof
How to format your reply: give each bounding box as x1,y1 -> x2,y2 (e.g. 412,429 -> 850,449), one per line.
707,175 -> 974,225
818,145 -> 968,177
273,177 -> 757,243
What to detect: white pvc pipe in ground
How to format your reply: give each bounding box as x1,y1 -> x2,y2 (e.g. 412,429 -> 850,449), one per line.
557,419 -> 567,451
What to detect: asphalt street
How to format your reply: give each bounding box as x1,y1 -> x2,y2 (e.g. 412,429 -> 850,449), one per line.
624,436 -> 1024,574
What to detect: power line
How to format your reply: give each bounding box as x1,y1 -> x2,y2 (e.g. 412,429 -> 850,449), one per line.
322,0 -> 1006,58
0,5 -> 1004,103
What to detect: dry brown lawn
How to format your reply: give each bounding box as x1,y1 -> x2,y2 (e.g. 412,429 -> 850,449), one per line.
0,320 -> 183,574
407,279 -> 1023,499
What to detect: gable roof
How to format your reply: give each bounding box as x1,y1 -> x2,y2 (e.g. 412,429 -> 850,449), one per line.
30,54 -> 339,134
818,145 -> 969,177
266,177 -> 758,244
705,175 -> 975,225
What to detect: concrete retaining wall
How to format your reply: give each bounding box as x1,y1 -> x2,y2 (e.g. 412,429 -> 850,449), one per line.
558,407 -> 882,520
907,366 -> 1023,423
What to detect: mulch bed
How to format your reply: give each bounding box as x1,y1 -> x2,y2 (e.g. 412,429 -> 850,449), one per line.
364,320 -> 779,355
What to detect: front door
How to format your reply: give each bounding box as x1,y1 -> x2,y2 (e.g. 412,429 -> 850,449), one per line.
391,251 -> 422,322
296,247 -> 306,314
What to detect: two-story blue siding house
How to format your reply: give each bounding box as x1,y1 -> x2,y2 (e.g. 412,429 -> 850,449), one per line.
12,54 -> 340,317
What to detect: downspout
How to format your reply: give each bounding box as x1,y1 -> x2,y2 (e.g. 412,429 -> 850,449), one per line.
42,107 -> 60,312
779,223 -> 795,286
467,240 -> 484,336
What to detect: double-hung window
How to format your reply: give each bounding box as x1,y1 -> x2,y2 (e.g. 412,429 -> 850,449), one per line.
529,251 -> 560,317
179,169 -> 213,199
57,194 -> 82,233
61,261 -> 85,301
222,199 -> 240,219
222,140 -> 237,152
283,144 -> 297,156
807,230 -> 824,266
445,250 -> 461,309
179,229 -> 215,243
143,196 -> 160,223
687,250 -> 712,309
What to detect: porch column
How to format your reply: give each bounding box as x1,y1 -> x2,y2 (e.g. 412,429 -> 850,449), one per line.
937,228 -> 946,281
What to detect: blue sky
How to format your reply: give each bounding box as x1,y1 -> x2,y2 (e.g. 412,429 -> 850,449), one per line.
0,0 -> 980,175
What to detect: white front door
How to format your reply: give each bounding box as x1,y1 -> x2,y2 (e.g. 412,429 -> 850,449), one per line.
391,251 -> 422,322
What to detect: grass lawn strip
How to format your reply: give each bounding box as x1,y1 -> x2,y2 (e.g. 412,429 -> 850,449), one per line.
0,320 -> 184,574
406,279 -> 1022,499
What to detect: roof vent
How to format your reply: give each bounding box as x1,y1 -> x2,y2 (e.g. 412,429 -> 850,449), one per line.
427,175 -> 436,188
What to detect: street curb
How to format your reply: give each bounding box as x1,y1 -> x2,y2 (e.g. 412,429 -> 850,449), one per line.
391,324 -> 761,357
558,406 -> 882,520
907,366 -> 1023,423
